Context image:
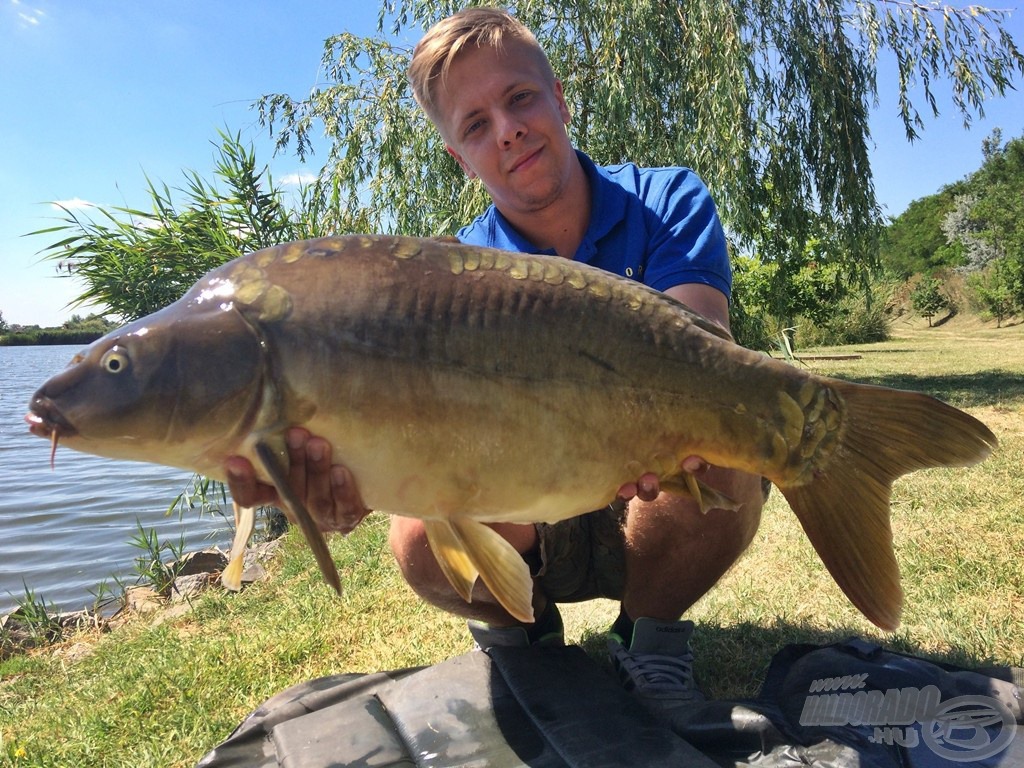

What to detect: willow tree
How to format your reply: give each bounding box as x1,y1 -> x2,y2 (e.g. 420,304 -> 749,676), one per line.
257,0 -> 1022,289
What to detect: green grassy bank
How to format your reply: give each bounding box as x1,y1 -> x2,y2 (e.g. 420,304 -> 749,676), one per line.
2,314 -> 1021,767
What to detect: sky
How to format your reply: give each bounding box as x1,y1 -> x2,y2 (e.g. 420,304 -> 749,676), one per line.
2,1 -> 1023,328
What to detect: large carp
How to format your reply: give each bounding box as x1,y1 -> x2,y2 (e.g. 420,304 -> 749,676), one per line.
26,235 -> 997,630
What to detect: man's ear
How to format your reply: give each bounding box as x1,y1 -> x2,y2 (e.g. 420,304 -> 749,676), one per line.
446,145 -> 477,179
554,79 -> 571,126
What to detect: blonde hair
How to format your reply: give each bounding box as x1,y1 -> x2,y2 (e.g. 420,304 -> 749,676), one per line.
409,6 -> 555,127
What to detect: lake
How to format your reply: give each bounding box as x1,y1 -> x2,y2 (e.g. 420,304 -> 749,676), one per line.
1,345 -> 235,616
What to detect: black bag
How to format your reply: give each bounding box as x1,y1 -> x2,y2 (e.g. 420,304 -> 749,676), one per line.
197,638 -> 1022,767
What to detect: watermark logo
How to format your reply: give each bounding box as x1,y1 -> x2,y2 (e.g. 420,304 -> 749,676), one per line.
799,675 -> 1016,762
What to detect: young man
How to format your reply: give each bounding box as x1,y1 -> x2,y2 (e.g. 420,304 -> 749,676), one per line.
226,7 -> 766,719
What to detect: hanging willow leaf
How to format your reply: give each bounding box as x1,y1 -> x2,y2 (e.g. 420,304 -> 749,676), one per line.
255,0 -> 1023,282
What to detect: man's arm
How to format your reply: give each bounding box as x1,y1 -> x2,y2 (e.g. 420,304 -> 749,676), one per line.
662,282 -> 731,334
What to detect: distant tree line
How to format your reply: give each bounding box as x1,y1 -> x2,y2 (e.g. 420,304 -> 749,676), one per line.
0,313 -> 118,346
881,129 -> 1024,326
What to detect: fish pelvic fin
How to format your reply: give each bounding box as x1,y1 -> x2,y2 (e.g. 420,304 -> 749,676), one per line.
423,518 -> 535,624
254,441 -> 342,597
221,501 -> 256,592
453,519 -> 535,624
659,473 -> 741,514
422,519 -> 479,603
779,379 -> 997,632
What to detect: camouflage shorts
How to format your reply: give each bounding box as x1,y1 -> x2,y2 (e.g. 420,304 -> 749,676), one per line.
533,500 -> 630,603
533,478 -> 772,603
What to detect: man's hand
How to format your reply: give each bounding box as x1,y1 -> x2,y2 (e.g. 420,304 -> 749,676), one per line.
615,456 -> 710,502
224,428 -> 371,533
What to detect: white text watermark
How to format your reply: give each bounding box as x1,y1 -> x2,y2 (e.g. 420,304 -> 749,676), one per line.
799,674 -> 1016,761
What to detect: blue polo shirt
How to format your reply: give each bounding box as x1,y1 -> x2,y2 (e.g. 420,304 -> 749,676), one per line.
456,151 -> 731,299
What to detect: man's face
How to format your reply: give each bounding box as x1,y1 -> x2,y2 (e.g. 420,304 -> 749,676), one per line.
435,41 -> 575,218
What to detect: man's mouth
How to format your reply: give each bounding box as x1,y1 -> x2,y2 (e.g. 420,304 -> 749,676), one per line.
509,147 -> 542,173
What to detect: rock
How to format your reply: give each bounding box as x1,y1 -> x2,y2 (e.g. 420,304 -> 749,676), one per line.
1,607 -> 105,658
240,562 -> 267,584
3,536 -> 286,657
150,601 -> 195,627
171,572 -> 211,602
247,538 -> 283,566
170,549 -> 229,577
56,609 -> 100,632
124,585 -> 163,615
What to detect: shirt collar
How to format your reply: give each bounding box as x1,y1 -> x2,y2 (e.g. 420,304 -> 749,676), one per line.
483,151 -> 629,259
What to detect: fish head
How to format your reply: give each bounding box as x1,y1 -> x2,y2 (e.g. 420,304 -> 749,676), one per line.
25,297 -> 266,473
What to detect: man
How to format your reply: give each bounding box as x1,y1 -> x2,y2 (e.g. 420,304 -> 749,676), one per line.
226,6 -> 765,717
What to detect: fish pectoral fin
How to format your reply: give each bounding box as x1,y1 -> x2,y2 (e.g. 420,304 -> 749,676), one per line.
221,502 -> 256,592
422,519 -> 479,603
254,440 -> 342,597
451,518 -> 535,624
659,473 -> 740,514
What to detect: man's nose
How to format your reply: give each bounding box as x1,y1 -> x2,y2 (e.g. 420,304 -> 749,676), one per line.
496,112 -> 526,147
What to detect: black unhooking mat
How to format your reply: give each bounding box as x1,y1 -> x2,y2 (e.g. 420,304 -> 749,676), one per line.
197,638 -> 1023,767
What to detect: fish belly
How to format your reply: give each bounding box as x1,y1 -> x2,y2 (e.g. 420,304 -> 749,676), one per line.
276,353 -> 778,525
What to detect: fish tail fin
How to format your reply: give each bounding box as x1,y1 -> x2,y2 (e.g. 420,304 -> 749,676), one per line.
221,502 -> 256,592
780,380 -> 997,631
255,441 -> 342,597
423,517 -> 535,624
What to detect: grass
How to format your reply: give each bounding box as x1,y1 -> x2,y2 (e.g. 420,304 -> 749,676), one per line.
1,313 -> 1021,767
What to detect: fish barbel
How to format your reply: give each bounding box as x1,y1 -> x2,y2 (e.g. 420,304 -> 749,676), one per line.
25,235 -> 997,630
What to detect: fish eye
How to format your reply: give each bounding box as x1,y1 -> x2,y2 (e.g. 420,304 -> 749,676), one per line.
101,348 -> 130,374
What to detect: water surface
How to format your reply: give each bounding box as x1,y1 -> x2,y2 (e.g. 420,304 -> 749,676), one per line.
1,345 -> 234,616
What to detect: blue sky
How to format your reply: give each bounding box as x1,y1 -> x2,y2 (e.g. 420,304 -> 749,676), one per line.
2,1 -> 1022,327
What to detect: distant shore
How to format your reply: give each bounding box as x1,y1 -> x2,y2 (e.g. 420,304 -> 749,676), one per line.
0,313 -> 116,346
0,329 -> 106,346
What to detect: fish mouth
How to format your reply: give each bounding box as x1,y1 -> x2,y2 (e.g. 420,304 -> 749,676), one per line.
26,396 -> 78,468
26,396 -> 77,439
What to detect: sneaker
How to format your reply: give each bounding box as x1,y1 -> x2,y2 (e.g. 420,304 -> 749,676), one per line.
468,604 -> 565,649
608,617 -> 704,710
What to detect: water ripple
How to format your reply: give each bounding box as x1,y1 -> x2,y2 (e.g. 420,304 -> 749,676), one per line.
1,345 -> 234,615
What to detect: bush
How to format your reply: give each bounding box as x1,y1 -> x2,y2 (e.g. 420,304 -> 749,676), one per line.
968,260 -> 1017,327
794,280 -> 893,347
910,275 -> 950,326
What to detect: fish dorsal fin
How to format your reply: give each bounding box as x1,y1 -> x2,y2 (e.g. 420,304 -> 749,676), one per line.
423,517 -> 536,624
254,440 -> 343,596
221,501 -> 256,591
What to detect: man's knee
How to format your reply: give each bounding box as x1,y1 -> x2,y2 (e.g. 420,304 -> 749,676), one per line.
722,501 -> 762,558
388,516 -> 433,584
705,486 -> 764,555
